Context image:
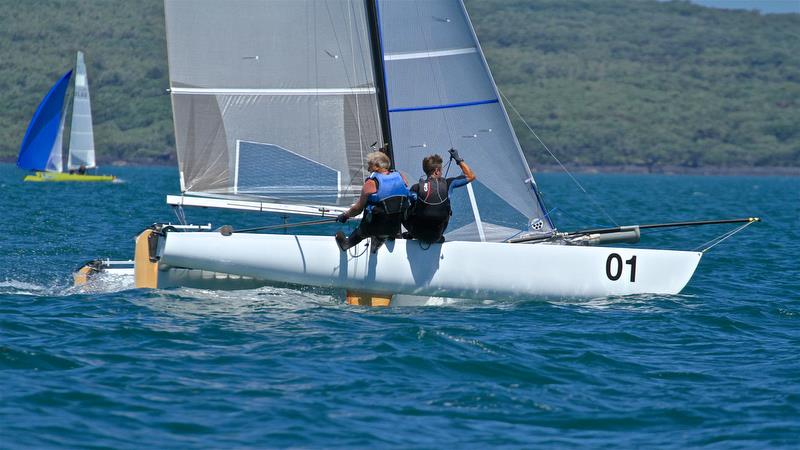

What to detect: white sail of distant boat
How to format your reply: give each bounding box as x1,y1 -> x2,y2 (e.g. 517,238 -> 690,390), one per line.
67,51 -> 97,170
95,0 -> 758,302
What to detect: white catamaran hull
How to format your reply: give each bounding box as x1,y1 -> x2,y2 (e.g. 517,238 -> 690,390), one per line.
150,232 -> 702,300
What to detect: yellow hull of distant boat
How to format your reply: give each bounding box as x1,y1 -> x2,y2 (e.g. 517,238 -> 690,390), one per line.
23,171 -> 115,182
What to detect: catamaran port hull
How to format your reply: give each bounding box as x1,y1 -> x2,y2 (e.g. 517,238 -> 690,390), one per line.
24,171 -> 115,182
144,231 -> 702,300
75,258 -> 271,291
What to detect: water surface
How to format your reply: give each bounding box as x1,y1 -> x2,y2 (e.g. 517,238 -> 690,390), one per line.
1,164 -> 798,448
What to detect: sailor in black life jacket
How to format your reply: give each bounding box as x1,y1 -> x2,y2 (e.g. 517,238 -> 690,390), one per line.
403,148 -> 476,243
335,151 -> 411,252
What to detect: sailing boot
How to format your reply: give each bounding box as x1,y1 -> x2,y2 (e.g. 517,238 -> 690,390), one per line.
335,231 -> 352,252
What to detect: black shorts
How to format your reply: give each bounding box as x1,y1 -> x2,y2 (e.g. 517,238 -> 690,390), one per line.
359,213 -> 402,239
404,215 -> 449,243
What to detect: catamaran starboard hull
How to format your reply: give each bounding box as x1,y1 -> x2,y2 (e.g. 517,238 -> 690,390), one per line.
147,232 -> 702,300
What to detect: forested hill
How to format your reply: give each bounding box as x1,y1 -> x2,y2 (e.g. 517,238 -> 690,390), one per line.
468,0 -> 799,168
0,0 -> 797,169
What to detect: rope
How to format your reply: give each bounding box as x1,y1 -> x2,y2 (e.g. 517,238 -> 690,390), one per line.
443,156 -> 454,178
329,0 -> 366,199
348,240 -> 369,258
695,221 -> 756,253
220,218 -> 338,235
498,89 -> 619,227
172,204 -> 187,226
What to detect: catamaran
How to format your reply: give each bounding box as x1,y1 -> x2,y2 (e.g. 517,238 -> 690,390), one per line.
80,0 -> 757,304
17,52 -> 115,182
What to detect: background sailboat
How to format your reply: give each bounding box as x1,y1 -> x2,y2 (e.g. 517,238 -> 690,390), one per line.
17,51 -> 115,182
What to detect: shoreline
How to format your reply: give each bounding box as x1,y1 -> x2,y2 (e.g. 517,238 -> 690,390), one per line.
532,164 -> 800,176
2,159 -> 799,176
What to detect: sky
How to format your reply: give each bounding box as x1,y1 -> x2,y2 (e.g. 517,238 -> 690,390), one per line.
685,0 -> 800,13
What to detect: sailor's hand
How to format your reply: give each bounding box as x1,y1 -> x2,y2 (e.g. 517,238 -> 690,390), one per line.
448,148 -> 464,164
336,212 -> 349,223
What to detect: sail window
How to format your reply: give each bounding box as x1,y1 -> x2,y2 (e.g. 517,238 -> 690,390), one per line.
234,140 -> 341,202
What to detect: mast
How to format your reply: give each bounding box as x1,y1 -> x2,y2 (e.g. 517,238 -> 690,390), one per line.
364,0 -> 394,165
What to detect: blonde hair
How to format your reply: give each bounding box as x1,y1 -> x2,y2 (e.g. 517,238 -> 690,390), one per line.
366,151 -> 391,170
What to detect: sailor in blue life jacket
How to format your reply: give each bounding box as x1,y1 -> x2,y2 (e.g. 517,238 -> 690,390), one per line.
335,151 -> 411,252
403,148 -> 476,243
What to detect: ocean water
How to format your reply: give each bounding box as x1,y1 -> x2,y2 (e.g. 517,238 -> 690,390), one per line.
1,163 -> 798,448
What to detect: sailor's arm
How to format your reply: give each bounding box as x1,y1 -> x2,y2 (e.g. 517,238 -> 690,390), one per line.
338,179 -> 376,221
458,161 -> 476,182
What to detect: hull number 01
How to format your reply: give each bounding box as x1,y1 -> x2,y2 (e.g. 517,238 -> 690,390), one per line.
606,253 -> 637,282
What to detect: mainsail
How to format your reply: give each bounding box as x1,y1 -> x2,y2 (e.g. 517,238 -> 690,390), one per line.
68,51 -> 96,170
164,0 -> 553,241
375,0 -> 553,241
164,0 -> 383,205
17,70 -> 72,172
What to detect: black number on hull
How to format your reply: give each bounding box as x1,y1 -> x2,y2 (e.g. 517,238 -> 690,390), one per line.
606,253 -> 637,282
606,253 -> 622,280
626,255 -> 637,282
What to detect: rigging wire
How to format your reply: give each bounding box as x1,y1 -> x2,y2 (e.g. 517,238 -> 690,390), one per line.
547,206 -> 609,230
498,89 -> 619,227
415,0 -> 456,152
694,221 -> 756,253
346,2 -> 365,162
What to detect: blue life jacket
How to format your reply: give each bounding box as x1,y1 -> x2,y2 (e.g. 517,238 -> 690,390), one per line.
366,171 -> 410,216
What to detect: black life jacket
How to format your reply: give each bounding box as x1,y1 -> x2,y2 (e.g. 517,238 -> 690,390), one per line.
411,177 -> 451,221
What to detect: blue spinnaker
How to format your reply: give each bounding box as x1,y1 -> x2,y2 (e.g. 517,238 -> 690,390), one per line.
17,70 -> 73,171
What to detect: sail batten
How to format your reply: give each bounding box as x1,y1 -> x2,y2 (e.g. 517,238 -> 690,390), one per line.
384,47 -> 477,61
389,98 -> 498,113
